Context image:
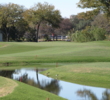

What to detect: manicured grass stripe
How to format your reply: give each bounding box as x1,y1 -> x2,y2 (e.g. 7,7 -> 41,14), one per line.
0,41 -> 110,63
0,41 -> 110,64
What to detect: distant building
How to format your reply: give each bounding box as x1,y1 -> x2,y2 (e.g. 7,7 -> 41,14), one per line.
0,30 -> 3,41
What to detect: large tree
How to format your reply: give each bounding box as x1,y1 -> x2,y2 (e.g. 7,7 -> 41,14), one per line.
70,15 -> 91,31
92,14 -> 110,33
23,2 -> 62,42
0,3 -> 25,41
77,0 -> 110,20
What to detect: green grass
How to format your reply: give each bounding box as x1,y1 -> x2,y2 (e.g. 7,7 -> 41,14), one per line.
0,63 -> 59,70
0,76 -> 66,100
1,41 -> 110,99
0,41 -> 110,64
0,77 -> 7,87
41,62 -> 110,88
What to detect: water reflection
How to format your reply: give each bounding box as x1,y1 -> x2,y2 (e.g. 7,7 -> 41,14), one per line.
0,68 -> 110,100
102,89 -> 110,100
77,89 -> 110,100
77,89 -> 98,100
0,70 -> 14,78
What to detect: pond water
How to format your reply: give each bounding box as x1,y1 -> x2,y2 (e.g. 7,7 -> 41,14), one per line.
0,68 -> 110,100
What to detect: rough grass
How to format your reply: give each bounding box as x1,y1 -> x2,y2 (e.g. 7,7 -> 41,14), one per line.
41,62 -> 110,88
0,41 -> 110,64
0,76 -> 66,100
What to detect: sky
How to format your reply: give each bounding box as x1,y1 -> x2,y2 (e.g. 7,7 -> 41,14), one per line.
0,0 -> 91,18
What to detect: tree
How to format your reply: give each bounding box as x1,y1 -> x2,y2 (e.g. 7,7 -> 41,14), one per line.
77,9 -> 99,20
23,2 -> 62,42
90,26 -> 106,41
0,3 -> 25,41
70,15 -> 92,31
39,22 -> 54,37
14,19 -> 29,41
91,14 -> 110,33
59,18 -> 73,35
77,0 -> 110,20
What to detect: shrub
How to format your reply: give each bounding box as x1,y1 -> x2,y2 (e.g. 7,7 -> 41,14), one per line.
90,26 -> 106,41
70,26 -> 106,42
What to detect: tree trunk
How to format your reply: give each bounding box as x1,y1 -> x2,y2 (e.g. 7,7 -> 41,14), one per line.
7,33 -> 9,42
35,23 -> 41,42
5,27 -> 9,42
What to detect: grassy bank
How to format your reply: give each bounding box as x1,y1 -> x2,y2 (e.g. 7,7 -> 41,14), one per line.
0,41 -> 110,64
0,76 -> 66,100
0,76 -> 17,97
41,62 -> 110,88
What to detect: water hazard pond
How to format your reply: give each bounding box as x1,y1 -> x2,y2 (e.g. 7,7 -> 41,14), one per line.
0,68 -> 110,100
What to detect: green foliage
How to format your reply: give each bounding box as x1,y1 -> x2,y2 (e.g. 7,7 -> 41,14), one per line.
71,26 -> 106,42
70,15 -> 92,31
78,0 -> 110,20
77,9 -> 99,20
0,3 -> 26,41
91,14 -> 110,33
90,26 -> 106,41
23,2 -> 62,42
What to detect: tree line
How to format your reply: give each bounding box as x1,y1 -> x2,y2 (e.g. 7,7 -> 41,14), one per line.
0,1 -> 110,42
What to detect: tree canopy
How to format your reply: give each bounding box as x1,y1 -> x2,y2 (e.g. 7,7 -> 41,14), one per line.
0,3 -> 26,41
77,0 -> 110,20
23,2 -> 62,42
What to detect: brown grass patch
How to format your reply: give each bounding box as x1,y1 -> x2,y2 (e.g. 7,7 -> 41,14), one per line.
71,67 -> 93,73
0,44 -> 9,48
0,77 -> 18,97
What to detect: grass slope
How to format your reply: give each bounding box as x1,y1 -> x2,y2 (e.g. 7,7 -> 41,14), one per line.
41,62 -> 110,88
0,41 -> 110,64
0,76 -> 66,100
0,76 -> 17,97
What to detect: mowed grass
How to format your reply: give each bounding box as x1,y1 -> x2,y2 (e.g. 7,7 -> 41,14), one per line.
0,76 -> 66,100
1,41 -> 110,99
0,76 -> 17,97
41,62 -> 110,88
0,41 -> 110,64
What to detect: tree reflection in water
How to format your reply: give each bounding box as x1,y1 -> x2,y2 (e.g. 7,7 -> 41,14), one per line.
0,69 -> 61,95
2,69 -> 110,100
102,89 -> 110,100
35,69 -> 61,95
0,70 -> 15,78
77,89 -> 110,100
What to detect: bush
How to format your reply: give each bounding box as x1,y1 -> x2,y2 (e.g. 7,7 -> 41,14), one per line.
70,26 -> 106,42
90,26 -> 106,41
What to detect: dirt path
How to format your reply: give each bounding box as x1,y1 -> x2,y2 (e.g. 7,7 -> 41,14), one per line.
0,77 -> 18,97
